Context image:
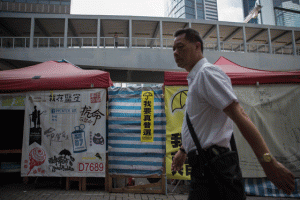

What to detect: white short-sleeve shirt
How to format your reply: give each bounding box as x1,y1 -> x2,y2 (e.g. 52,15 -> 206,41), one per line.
181,58 -> 238,153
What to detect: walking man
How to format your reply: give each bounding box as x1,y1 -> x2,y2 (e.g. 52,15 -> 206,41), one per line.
171,28 -> 295,200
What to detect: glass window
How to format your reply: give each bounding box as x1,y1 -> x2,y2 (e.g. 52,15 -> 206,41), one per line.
197,11 -> 204,19
50,0 -> 60,5
38,0 -> 49,4
2,0 -> 15,2
16,0 -> 27,2
185,7 -> 195,15
26,0 -> 38,3
61,0 -> 70,5
185,0 -> 194,7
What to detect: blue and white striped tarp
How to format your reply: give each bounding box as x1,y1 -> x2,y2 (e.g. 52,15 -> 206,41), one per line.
108,86 -> 166,176
244,178 -> 300,198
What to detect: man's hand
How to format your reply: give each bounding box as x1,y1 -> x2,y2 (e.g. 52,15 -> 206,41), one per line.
261,159 -> 295,195
171,150 -> 187,172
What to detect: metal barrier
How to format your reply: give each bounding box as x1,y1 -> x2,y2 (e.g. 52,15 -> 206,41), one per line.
0,36 -> 299,56
34,37 -> 64,48
0,37 -> 30,48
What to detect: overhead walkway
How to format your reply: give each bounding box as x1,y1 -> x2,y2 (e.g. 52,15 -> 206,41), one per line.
1,12 -> 300,82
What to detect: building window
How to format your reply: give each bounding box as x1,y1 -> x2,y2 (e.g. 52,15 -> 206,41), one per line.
50,0 -> 60,5
38,0 -> 50,4
26,0 -> 39,3
61,0 -> 70,5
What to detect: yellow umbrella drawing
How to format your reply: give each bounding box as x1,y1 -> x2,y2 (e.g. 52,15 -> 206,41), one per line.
171,90 -> 188,112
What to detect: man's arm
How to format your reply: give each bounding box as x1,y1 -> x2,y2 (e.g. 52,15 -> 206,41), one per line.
224,101 -> 295,195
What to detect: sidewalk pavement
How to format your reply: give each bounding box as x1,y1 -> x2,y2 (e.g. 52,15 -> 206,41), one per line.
0,182 -> 297,200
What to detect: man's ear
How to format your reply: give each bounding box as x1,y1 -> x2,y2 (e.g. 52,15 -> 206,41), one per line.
195,41 -> 201,51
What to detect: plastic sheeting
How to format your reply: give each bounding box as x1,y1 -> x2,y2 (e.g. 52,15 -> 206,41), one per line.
243,178 -> 300,198
108,86 -> 166,176
233,84 -> 300,178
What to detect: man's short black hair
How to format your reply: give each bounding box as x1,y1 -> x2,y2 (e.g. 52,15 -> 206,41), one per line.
174,28 -> 204,53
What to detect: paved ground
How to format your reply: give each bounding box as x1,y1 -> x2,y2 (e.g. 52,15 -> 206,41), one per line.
0,178 -> 297,200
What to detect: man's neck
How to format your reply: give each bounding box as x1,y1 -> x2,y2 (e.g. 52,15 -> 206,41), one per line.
185,56 -> 203,72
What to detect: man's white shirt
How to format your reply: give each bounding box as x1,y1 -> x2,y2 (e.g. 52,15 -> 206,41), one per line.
181,58 -> 238,153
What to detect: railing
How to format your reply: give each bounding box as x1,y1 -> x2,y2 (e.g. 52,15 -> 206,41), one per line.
0,36 -> 299,56
205,42 -> 245,52
247,43 -> 270,54
34,37 -> 64,48
205,41 -> 299,55
0,37 -> 30,48
272,44 -> 296,55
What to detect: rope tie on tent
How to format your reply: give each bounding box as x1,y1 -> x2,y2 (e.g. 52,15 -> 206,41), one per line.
50,91 -> 54,101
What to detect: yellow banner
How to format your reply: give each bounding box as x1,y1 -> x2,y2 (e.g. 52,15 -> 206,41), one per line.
0,94 -> 25,110
165,86 -> 191,180
141,91 -> 154,142
1,96 -> 25,107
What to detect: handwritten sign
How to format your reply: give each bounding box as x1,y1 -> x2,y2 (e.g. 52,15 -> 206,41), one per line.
141,91 -> 154,142
21,89 -> 106,177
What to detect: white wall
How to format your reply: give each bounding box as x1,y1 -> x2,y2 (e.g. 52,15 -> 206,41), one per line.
0,47 -> 300,72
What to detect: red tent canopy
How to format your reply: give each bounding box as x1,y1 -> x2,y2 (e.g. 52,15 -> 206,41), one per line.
0,60 -> 113,93
164,56 -> 300,86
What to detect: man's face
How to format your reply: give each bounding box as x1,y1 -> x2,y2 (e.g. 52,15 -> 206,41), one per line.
173,33 -> 199,71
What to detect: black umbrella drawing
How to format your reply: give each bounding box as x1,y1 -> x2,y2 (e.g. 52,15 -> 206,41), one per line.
59,149 -> 74,168
142,91 -> 153,100
59,149 -> 71,158
171,90 -> 188,112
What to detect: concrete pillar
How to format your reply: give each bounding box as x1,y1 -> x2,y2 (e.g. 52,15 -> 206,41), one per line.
194,0 -> 197,19
97,18 -> 100,48
129,19 -> 132,48
292,30 -> 296,56
243,26 -> 247,53
216,24 -> 220,51
160,20 -> 163,48
29,17 -> 35,48
267,28 -> 272,54
64,17 -> 68,48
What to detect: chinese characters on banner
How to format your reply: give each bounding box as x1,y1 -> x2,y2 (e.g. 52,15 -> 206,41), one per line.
141,91 -> 154,142
21,89 -> 106,177
164,86 -> 191,180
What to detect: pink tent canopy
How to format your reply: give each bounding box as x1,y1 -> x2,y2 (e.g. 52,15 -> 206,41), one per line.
164,56 -> 300,86
0,60 -> 113,93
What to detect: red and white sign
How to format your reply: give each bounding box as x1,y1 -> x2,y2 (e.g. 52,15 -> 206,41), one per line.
78,162 -> 105,173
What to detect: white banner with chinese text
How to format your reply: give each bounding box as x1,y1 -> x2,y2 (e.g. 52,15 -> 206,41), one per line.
21,89 -> 106,177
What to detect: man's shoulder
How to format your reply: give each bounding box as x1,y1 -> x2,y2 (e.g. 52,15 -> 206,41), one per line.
198,62 -> 230,83
199,62 -> 223,75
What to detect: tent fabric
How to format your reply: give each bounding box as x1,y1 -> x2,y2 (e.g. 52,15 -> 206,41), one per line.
164,56 -> 300,86
108,86 -> 166,176
0,60 -> 113,93
243,178 -> 300,198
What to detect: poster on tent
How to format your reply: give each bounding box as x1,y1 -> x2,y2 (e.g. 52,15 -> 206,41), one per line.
0,93 -> 25,110
233,84 -> 300,178
164,86 -> 191,180
21,89 -> 106,177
